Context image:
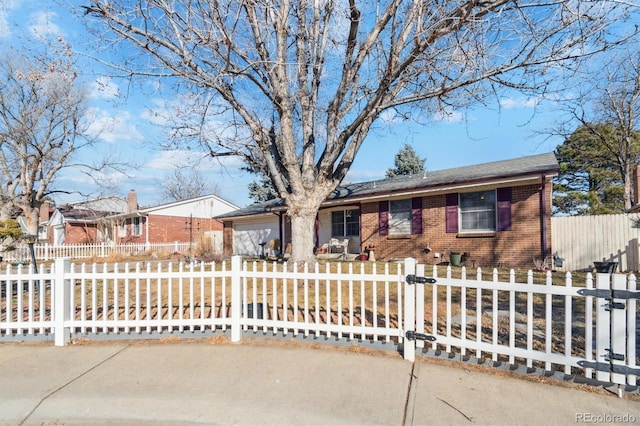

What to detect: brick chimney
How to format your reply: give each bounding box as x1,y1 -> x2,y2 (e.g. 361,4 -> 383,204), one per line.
127,190 -> 138,213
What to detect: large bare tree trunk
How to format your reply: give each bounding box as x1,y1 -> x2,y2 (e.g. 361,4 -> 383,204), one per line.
288,206 -> 318,263
24,206 -> 40,236
286,192 -> 326,263
623,163 -> 633,211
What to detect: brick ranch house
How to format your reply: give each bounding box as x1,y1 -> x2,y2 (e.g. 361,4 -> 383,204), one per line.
216,152 -> 559,269
41,191 -> 239,251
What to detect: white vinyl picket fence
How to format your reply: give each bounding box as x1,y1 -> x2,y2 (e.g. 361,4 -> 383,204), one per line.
1,242 -> 194,263
1,256 -> 638,392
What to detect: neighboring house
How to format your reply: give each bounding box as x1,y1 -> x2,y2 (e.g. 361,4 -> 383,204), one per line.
41,191 -> 239,252
39,196 -> 128,245
216,152 -> 559,269
45,207 -> 115,245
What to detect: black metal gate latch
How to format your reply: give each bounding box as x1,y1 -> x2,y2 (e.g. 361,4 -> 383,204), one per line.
406,275 -> 437,284
606,349 -> 626,362
405,331 -> 436,342
606,301 -> 626,311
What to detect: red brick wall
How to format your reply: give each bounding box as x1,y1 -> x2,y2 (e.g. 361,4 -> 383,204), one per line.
360,183 -> 552,269
121,215 -> 223,244
64,223 -> 98,244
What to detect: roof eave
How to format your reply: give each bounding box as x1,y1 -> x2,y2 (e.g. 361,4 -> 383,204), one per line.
321,170 -> 558,206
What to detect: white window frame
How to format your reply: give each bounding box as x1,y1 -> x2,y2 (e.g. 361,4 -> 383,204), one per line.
132,217 -> 142,236
331,209 -> 360,237
389,199 -> 411,235
459,190 -> 497,232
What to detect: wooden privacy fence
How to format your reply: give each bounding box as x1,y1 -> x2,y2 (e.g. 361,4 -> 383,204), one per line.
551,213 -> 640,272
1,257 -> 638,393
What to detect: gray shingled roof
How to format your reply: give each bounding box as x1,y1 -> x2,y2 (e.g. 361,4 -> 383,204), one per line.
58,208 -> 115,222
216,152 -> 558,219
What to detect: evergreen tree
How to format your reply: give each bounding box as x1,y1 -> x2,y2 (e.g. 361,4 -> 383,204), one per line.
553,123 -> 639,215
247,176 -> 279,204
385,144 -> 426,178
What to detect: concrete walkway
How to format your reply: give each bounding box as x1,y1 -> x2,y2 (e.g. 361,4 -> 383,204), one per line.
1,339 -> 639,425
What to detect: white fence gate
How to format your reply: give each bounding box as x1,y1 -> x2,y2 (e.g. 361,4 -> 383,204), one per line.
1,257 -> 638,393
401,259 -> 638,395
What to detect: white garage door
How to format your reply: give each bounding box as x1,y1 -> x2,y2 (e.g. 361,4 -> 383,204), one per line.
233,217 -> 280,256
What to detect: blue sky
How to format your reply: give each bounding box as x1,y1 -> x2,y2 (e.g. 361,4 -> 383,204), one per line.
1,1 -> 564,208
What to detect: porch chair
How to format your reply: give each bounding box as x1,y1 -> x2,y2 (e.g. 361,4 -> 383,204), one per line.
329,238 -> 349,259
267,239 -> 280,257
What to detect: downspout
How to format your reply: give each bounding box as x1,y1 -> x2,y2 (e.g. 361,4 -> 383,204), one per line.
145,213 -> 149,246
315,216 -> 319,248
540,174 -> 549,259
358,202 -> 363,252
278,212 -> 284,255
268,210 -> 285,255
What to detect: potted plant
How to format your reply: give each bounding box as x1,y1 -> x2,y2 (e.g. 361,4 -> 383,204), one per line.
365,243 -> 376,262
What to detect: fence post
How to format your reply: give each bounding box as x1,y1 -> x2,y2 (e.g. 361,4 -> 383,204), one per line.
595,272 -> 611,383
403,257 -> 416,362
415,263 -> 425,350
54,258 -> 71,347
230,255 -> 242,343
610,274 -> 627,387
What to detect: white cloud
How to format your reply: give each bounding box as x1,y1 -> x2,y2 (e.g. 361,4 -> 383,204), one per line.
432,106 -> 464,123
86,108 -> 144,143
29,10 -> 61,40
0,0 -> 22,39
344,168 -> 385,184
89,77 -> 120,100
499,97 -> 540,109
378,109 -> 405,125
0,14 -> 10,39
140,98 -> 170,126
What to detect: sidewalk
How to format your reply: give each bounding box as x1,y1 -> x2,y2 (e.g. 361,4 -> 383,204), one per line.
1,339 -> 639,425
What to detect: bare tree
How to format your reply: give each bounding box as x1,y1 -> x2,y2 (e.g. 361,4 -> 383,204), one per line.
159,166 -> 219,202
83,1 -> 638,261
0,44 -> 95,234
555,51 -> 640,211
